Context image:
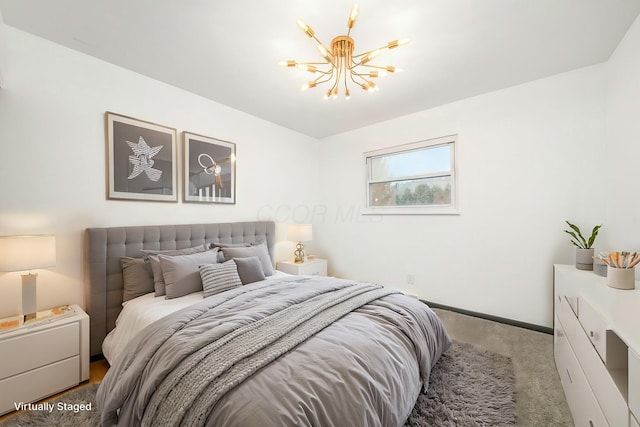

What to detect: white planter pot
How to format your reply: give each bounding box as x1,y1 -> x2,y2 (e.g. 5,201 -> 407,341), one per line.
607,267 -> 636,290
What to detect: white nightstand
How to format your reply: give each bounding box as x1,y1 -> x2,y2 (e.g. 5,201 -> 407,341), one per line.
277,258 -> 328,276
0,304 -> 89,415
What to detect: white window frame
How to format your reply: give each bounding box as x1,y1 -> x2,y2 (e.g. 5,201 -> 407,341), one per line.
362,134 -> 459,215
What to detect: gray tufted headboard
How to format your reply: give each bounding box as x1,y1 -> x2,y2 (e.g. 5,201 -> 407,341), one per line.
84,221 -> 275,357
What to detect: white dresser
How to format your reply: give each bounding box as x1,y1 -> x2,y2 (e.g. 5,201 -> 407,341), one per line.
554,264 -> 640,427
0,305 -> 90,415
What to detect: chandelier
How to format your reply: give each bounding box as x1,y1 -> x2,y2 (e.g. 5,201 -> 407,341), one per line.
279,4 -> 409,100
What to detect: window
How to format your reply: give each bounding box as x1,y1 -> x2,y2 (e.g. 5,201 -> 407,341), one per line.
363,135 -> 458,215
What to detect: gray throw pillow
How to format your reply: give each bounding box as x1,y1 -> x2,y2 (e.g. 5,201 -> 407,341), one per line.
142,244 -> 209,296
158,248 -> 220,299
200,260 -> 242,298
120,257 -> 154,302
233,256 -> 266,285
210,242 -> 254,263
222,242 -> 274,276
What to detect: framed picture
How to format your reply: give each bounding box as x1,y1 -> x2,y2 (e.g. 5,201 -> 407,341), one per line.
183,132 -> 236,204
106,112 -> 177,202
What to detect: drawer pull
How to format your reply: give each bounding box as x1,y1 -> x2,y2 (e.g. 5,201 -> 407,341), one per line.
558,295 -> 561,303
556,329 -> 563,338
589,421 -> 594,427
566,369 -> 572,384
590,331 -> 595,338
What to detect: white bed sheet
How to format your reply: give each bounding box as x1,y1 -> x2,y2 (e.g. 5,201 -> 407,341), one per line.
102,271 -> 292,364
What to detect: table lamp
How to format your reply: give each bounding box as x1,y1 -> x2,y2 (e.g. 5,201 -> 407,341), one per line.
0,235 -> 56,321
287,224 -> 312,263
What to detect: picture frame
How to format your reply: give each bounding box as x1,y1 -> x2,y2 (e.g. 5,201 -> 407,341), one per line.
183,132 -> 236,204
106,112 -> 178,202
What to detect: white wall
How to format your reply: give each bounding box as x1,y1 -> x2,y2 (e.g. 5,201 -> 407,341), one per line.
0,9 -> 6,87
317,65 -> 607,328
605,15 -> 640,255
0,27 -> 321,318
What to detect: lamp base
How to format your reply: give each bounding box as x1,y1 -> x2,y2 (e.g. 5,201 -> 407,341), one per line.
21,273 -> 37,322
294,242 -> 306,263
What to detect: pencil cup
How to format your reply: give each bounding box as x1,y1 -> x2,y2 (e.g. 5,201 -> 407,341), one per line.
607,266 -> 636,290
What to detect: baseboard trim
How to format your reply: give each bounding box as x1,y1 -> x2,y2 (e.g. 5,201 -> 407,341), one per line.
422,299 -> 553,335
90,354 -> 105,363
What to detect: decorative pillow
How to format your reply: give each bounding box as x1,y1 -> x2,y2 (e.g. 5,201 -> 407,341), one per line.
120,257 -> 154,302
158,248 -> 220,299
200,260 -> 242,298
222,242 -> 274,276
233,256 -> 266,285
141,244 -> 209,296
210,242 -> 253,263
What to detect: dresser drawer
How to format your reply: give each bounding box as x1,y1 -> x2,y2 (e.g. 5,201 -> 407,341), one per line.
0,356 -> 79,415
579,297 -> 607,361
563,301 -> 628,427
630,349 -> 640,421
631,413 -> 640,427
0,323 -> 79,380
555,316 -> 608,427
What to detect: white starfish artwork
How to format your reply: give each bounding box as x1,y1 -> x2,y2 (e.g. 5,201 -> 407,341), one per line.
126,136 -> 163,181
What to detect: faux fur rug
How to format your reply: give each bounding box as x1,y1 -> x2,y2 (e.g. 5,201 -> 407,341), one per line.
404,341 -> 516,426
1,341 -> 515,426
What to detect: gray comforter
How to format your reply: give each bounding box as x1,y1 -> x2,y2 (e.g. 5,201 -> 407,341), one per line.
97,276 -> 450,427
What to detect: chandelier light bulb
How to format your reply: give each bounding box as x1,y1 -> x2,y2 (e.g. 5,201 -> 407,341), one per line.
297,19 -> 314,38
279,60 -> 297,67
281,5 -> 407,99
348,4 -> 360,28
302,81 -> 317,91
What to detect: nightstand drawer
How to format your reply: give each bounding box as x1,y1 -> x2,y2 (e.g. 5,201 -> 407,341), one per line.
0,356 -> 79,415
0,323 -> 79,379
277,259 -> 327,276
296,262 -> 327,276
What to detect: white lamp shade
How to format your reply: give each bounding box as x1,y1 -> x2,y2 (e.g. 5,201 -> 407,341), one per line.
0,235 -> 56,272
287,224 -> 313,242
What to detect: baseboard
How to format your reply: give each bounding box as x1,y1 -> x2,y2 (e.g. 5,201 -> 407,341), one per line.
422,299 -> 553,335
90,354 -> 106,363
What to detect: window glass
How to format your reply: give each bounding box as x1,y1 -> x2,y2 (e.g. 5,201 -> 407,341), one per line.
364,135 -> 458,214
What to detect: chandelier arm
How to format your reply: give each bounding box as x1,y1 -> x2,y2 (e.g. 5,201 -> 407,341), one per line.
352,40 -> 408,58
357,64 -> 393,70
353,49 -> 383,58
314,73 -> 335,85
298,62 -> 333,74
350,77 -> 369,91
344,44 -> 352,95
296,61 -> 333,65
349,71 -> 369,86
310,38 -> 337,66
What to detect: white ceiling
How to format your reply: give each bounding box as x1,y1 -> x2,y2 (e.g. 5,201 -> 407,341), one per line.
1,0 -> 639,139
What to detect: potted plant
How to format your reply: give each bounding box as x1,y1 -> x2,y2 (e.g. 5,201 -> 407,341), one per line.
564,221 -> 602,271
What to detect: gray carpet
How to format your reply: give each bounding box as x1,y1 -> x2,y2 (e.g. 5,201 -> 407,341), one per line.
1,341 -> 515,426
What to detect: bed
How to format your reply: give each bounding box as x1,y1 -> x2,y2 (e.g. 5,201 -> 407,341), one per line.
85,221 -> 451,427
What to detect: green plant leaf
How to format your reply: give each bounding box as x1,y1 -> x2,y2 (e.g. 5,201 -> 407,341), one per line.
565,221 -> 588,248
586,224 -> 602,248
563,230 -> 583,248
